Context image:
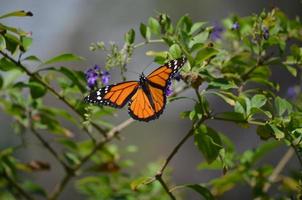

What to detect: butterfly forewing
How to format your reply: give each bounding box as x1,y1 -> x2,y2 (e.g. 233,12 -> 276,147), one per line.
84,81 -> 139,108
147,56 -> 187,89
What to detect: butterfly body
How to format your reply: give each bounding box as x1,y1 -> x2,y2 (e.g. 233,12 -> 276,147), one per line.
84,57 -> 187,122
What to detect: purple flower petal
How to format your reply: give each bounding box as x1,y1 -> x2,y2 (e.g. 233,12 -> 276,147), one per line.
101,70 -> 110,85
173,72 -> 182,81
166,81 -> 173,96
211,23 -> 224,41
262,27 -> 269,40
286,86 -> 297,99
231,22 -> 240,30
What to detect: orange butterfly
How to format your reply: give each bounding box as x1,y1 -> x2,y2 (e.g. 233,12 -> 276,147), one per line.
84,57 -> 187,122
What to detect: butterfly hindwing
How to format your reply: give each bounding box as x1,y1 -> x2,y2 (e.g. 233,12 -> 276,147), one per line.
128,84 -> 166,122
84,81 -> 139,108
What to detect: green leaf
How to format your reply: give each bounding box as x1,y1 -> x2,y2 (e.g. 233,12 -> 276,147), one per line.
215,112 -> 246,123
22,181 -> 46,197
207,79 -> 237,90
0,10 -> 33,19
284,65 -> 297,77
189,31 -> 210,48
252,140 -> 280,163
148,17 -> 160,35
169,44 -> 182,58
53,67 -> 87,93
257,124 -> 273,140
251,94 -> 267,108
186,184 -> 215,200
22,55 -> 42,63
44,53 -> 84,65
269,124 -> 285,140
0,57 -> 19,71
20,36 -> 32,51
274,96 -> 292,117
139,23 -> 151,41
189,22 -> 207,35
125,28 -> 135,44
195,47 -> 218,65
130,176 -> 154,191
28,78 -> 47,99
209,91 -> 236,106
0,74 -> 3,89
0,34 -> 6,51
194,125 -> 223,163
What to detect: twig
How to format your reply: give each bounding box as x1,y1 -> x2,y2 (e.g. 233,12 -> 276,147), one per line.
0,50 -> 107,137
155,174 -> 176,200
133,39 -> 164,49
263,148 -> 294,192
48,172 -> 73,200
30,126 -> 71,172
3,172 -> 35,200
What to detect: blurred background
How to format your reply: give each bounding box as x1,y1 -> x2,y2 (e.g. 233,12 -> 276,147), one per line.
0,0 -> 302,199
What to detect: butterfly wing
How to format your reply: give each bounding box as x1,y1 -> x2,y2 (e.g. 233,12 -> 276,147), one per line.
147,57 -> 187,89
128,84 -> 166,122
84,81 -> 139,108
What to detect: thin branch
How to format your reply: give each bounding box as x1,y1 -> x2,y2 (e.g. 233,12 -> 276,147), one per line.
155,174 -> 176,200
212,115 -> 267,126
3,172 -> 35,200
30,125 -> 71,172
0,50 -> 107,137
48,172 -> 73,200
263,148 -> 294,192
133,39 -> 164,49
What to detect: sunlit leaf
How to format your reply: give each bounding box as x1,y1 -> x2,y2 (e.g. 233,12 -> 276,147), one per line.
0,10 -> 33,19
186,184 -> 214,200
44,53 -> 84,65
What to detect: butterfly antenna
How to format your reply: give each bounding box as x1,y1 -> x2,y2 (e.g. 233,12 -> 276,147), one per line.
142,60 -> 155,74
126,69 -> 140,76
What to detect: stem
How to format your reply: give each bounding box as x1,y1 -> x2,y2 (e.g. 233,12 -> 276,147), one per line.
3,172 -> 35,200
0,50 -> 107,138
263,148 -> 294,192
48,172 -> 73,200
30,126 -> 71,172
155,174 -> 176,200
133,39 -> 164,49
212,115 -> 266,126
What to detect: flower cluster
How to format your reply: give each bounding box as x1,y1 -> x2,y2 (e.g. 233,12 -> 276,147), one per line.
85,65 -> 110,89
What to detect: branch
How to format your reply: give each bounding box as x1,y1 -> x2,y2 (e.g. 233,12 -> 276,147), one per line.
3,172 -> 35,200
29,122 -> 71,172
133,39 -> 164,49
263,148 -> 294,192
0,50 -> 107,138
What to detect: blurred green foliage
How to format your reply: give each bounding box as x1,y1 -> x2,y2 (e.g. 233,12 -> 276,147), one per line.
0,8 -> 302,200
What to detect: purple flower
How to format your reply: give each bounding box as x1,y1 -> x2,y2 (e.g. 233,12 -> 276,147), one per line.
101,70 -> 110,85
286,86 -> 298,99
85,65 -> 111,89
211,23 -> 224,41
94,64 -> 100,71
166,81 -> 173,96
231,22 -> 240,30
173,72 -> 182,81
262,27 -> 269,40
85,69 -> 98,89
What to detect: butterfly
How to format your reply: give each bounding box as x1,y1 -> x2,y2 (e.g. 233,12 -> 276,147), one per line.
84,57 -> 187,122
